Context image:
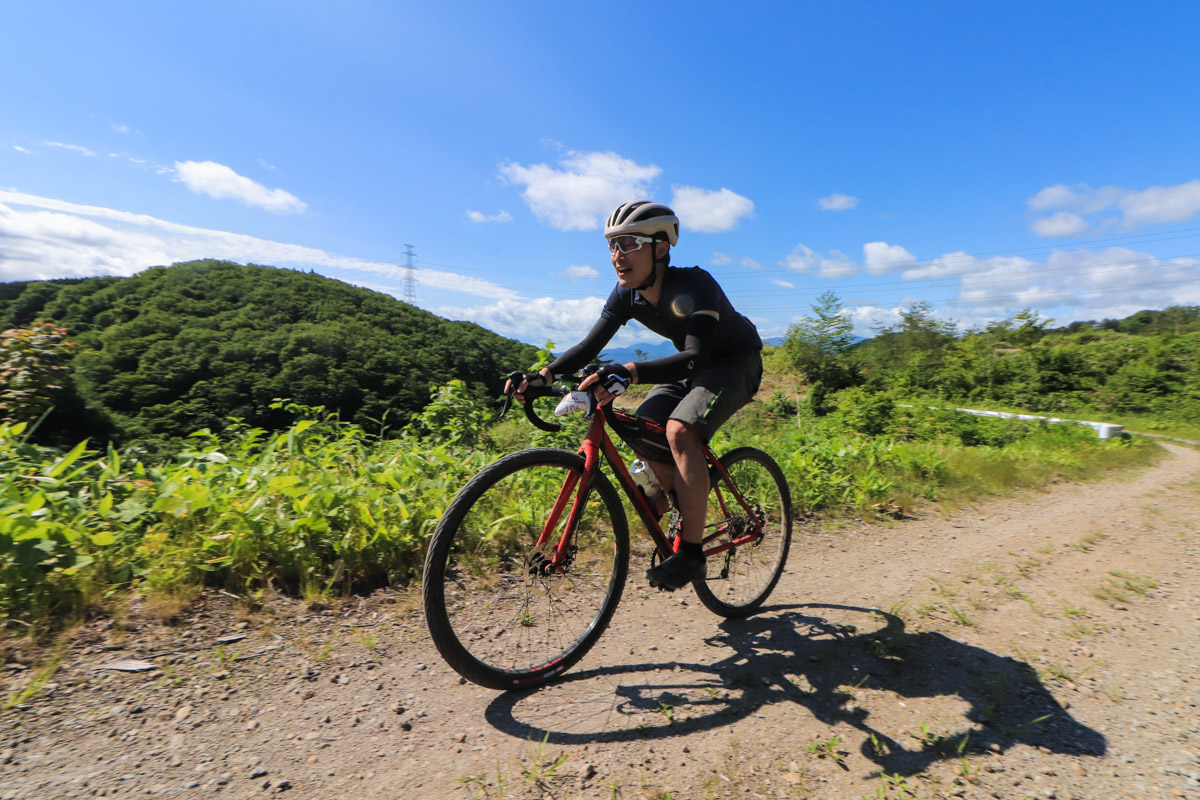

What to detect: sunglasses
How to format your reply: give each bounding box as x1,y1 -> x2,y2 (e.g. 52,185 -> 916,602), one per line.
607,234 -> 656,254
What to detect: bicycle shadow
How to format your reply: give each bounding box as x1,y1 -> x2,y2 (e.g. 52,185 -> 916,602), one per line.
483,604 -> 1105,774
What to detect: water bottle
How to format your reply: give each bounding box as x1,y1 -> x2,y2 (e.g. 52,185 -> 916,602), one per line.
630,459 -> 664,506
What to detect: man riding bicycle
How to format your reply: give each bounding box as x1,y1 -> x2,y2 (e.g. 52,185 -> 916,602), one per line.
510,200 -> 763,590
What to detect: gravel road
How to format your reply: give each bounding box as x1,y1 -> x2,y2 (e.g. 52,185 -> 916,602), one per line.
3,443 -> 1198,800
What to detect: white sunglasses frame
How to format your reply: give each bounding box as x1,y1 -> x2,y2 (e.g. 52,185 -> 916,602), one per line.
607,234 -> 657,254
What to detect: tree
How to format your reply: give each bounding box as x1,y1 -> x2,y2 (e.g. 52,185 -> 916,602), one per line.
0,323 -> 78,425
859,302 -> 958,393
782,291 -> 860,414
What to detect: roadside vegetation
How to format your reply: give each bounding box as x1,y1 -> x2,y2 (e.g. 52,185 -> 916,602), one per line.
1,268 -> 1190,632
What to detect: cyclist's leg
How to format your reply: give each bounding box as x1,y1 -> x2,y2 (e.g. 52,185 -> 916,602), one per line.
633,382 -> 688,510
665,419 -> 708,544
646,356 -> 763,589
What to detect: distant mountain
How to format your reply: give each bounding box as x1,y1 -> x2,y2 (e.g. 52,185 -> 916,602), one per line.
600,336 -> 786,365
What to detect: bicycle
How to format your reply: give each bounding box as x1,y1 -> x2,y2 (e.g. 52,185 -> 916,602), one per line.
422,367 -> 793,690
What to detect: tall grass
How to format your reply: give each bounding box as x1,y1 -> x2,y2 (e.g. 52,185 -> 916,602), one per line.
0,384 -> 1160,629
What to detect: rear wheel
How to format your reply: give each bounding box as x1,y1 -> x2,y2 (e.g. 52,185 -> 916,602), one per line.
692,447 -> 792,617
423,448 -> 629,689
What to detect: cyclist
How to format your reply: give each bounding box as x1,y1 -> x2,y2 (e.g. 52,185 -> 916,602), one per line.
510,200 -> 762,590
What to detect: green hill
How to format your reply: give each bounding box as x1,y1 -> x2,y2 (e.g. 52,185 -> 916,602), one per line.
0,260 -> 537,448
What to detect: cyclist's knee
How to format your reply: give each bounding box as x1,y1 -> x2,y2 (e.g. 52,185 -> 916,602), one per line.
666,419 -> 701,452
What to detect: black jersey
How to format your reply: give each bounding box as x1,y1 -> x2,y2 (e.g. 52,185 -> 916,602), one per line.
600,266 -> 761,360
548,265 -> 761,385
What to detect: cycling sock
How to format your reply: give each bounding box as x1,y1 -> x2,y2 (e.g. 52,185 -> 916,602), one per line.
679,540 -> 704,558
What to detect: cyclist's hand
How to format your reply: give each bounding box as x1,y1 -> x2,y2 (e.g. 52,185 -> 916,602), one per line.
507,369 -> 551,403
579,364 -> 634,406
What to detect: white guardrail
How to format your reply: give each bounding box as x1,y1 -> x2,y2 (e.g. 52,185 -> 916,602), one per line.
902,406 -> 1125,439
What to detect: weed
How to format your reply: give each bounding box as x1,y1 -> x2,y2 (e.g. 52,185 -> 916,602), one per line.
212,645 -> 232,667
806,734 -> 846,766
655,700 -> 675,724
357,628 -> 380,651
1014,555 -> 1041,576
517,733 -> 570,794
1064,620 -> 1095,639
928,577 -> 956,598
1010,713 -> 1051,737
862,772 -> 919,799
1003,584 -> 1029,601
1063,604 -> 1089,617
4,653 -> 62,707
948,606 -> 976,627
1092,584 -> 1128,605
1108,570 -> 1157,597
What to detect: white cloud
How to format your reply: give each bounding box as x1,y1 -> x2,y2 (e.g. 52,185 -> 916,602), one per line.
1028,179 -> 1200,235
779,243 -> 856,279
1027,183 -> 1123,214
780,244 -> 819,272
561,265 -> 599,280
817,193 -> 858,211
466,209 -> 513,224
1119,180 -> 1200,228
863,241 -> 916,274
710,251 -> 732,266
740,257 -> 762,270
900,250 -> 1000,281
44,141 -> 96,157
1029,211 -> 1088,238
771,279 -> 794,289
819,251 -> 856,279
951,246 -> 1200,314
0,190 -> 517,302
172,160 -> 308,215
499,150 -> 660,231
435,296 -> 615,347
110,121 -> 131,134
670,186 -> 754,233
13,145 -> 32,154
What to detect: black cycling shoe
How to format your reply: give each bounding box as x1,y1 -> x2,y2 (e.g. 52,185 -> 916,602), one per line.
645,550 -> 707,591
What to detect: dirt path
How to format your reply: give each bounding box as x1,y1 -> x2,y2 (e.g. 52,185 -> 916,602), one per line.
3,443 -> 1199,800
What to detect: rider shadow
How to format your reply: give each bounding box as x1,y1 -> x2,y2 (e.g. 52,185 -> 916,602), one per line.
483,604 -> 1105,775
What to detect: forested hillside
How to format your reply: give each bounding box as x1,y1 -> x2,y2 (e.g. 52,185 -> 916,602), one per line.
783,294 -> 1200,430
0,260 -> 537,448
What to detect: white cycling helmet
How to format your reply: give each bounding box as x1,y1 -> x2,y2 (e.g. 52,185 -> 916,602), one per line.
604,201 -> 680,246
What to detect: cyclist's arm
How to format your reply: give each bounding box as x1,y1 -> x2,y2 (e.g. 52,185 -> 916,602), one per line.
634,311 -> 719,384
545,316 -> 623,379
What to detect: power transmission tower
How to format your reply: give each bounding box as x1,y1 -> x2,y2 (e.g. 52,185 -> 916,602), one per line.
402,244 -> 418,304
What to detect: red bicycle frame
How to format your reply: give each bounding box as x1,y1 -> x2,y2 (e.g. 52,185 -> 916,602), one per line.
530,403 -> 764,573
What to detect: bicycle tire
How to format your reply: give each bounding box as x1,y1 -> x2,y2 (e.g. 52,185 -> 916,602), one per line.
692,447 -> 792,617
423,448 -> 629,690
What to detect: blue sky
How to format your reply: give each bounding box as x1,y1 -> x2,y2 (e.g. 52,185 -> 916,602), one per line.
3,1 -> 1199,350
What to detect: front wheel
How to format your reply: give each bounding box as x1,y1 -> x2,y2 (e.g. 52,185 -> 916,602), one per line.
693,447 -> 792,617
423,448 -> 629,690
